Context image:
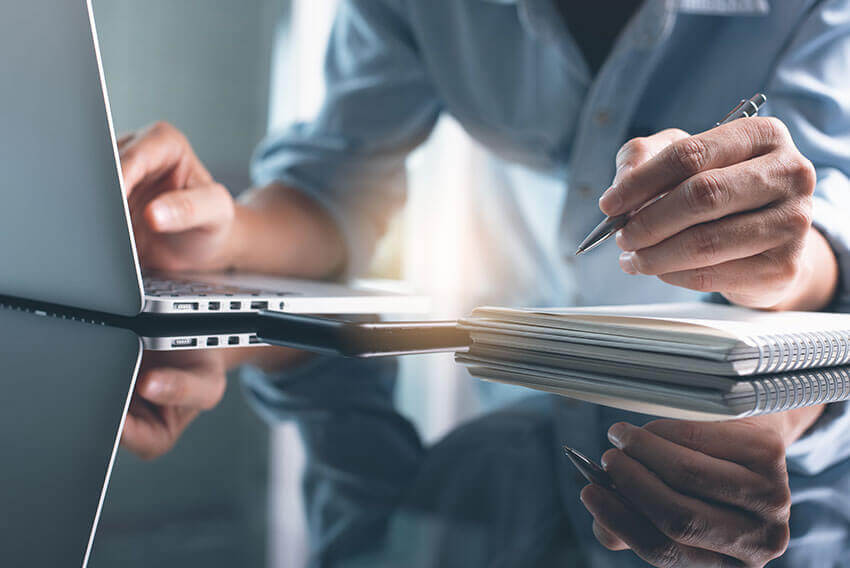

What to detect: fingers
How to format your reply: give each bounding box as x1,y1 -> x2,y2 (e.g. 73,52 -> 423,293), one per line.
593,519 -> 629,551
119,121 -> 213,196
600,117 -> 793,216
122,398 -> 199,461
642,419 -> 789,477
581,485 -> 741,568
135,364 -> 227,411
606,423 -> 774,513
615,129 -> 690,184
617,208 -> 801,276
616,154 -> 801,252
143,183 -> 235,233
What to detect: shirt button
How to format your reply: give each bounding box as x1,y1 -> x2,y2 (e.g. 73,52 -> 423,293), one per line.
594,110 -> 611,125
578,185 -> 593,198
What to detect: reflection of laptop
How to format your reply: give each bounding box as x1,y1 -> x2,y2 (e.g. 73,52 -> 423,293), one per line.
0,306 -> 141,567
0,0 -> 427,318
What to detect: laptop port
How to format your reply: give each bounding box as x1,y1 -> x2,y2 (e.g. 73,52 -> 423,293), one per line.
208,301 -> 220,311
171,337 -> 198,348
250,301 -> 268,310
249,335 -> 261,344
173,302 -> 199,311
279,302 -> 286,310
229,301 -> 241,310
228,336 -> 240,345
206,337 -> 219,347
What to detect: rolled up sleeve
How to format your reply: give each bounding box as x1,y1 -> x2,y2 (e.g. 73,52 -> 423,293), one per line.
763,0 -> 850,474
251,0 -> 442,277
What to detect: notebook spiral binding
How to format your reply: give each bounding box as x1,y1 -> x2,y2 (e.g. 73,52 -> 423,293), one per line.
752,330 -> 850,375
745,367 -> 850,417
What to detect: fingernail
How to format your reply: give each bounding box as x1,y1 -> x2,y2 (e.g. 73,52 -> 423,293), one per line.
608,423 -> 627,449
615,230 -> 632,252
618,252 -> 638,275
599,186 -> 623,215
150,203 -> 174,229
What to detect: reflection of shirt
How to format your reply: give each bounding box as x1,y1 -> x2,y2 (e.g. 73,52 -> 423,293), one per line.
249,0 -> 850,566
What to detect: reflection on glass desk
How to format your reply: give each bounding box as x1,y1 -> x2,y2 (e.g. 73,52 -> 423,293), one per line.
0,307 -> 139,567
4,307 -> 850,568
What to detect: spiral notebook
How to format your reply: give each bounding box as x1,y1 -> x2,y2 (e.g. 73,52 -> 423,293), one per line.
457,302 -> 850,420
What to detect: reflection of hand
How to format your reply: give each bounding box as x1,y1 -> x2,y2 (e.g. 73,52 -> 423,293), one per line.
122,350 -> 228,460
602,119 -> 837,311
581,410 -> 822,567
119,122 -> 238,272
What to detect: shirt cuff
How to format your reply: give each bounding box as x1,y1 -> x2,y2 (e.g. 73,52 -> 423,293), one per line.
786,401 -> 850,475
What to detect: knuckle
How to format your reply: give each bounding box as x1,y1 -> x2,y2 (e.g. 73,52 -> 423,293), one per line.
672,421 -> 704,451
684,173 -> 728,213
755,116 -> 791,145
150,120 -> 176,136
785,204 -> 813,237
771,251 -> 801,286
751,521 -> 790,563
786,155 -> 816,196
662,507 -> 707,545
688,266 -> 716,292
755,430 -> 787,469
619,137 -> 651,162
686,225 -> 721,263
670,455 -> 703,489
669,137 -> 709,176
647,540 -> 684,568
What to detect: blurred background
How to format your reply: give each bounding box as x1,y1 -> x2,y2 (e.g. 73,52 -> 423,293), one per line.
88,1 -> 480,567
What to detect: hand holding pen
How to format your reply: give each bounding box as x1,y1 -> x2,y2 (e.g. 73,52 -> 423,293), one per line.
566,416 -> 798,567
575,93 -> 838,312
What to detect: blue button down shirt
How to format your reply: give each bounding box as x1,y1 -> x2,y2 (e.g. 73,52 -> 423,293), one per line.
249,0 -> 850,565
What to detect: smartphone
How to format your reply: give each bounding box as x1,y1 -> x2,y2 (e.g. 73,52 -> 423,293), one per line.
256,311 -> 470,357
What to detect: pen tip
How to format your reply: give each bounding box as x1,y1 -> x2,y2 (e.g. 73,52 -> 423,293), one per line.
574,248 -> 584,256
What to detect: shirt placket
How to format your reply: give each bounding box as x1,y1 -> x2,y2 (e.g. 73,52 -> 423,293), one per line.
556,0 -> 678,303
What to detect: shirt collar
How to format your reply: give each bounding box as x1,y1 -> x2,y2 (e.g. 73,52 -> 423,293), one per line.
480,0 -> 770,15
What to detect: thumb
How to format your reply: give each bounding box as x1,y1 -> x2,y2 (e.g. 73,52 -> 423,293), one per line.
143,183 -> 234,233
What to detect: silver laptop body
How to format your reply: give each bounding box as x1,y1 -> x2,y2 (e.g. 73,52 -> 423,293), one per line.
0,0 -> 427,318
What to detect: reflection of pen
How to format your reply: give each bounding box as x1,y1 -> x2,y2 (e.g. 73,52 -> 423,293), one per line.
575,93 -> 768,255
563,445 -> 615,490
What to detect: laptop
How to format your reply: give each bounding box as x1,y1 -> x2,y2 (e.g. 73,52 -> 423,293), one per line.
0,306 -> 141,568
0,0 -> 428,319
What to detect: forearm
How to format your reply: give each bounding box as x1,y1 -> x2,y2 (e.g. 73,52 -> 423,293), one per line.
766,227 -> 839,312
223,183 -> 346,279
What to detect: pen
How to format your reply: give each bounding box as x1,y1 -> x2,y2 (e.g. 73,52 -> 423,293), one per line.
575,93 -> 768,255
563,445 -> 616,490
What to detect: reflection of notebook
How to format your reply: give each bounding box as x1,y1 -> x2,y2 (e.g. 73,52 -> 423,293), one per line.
458,303 -> 850,421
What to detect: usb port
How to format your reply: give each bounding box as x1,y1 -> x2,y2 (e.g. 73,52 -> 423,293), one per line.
250,301 -> 268,310
173,302 -> 199,311
208,301 -> 220,311
229,301 -> 241,310
228,336 -> 240,345
171,337 -> 198,348
206,337 -> 219,347
249,335 -> 261,344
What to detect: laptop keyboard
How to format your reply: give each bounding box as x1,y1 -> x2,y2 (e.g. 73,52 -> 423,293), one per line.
143,276 -> 290,298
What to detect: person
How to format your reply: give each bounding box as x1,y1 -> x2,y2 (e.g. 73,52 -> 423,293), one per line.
119,1 -> 850,566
